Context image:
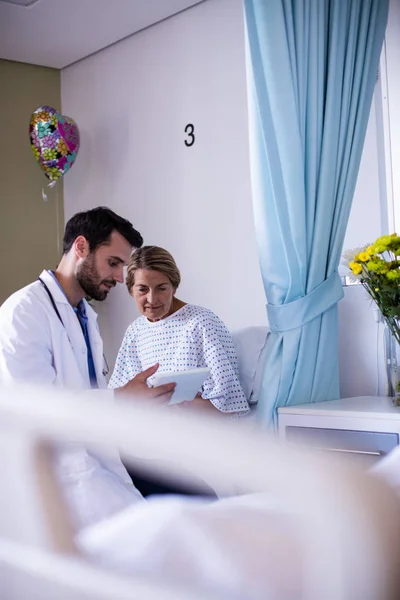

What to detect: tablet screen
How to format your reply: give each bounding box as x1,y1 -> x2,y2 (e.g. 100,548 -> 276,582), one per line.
152,367 -> 210,404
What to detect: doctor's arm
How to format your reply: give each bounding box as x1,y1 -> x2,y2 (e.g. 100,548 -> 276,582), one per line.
0,303 -> 175,402
108,333 -> 175,403
0,303 -> 56,385
114,363 -> 176,404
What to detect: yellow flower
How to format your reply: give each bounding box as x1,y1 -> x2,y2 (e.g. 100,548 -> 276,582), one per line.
366,245 -> 375,256
349,262 -> 362,275
388,236 -> 400,253
375,235 -> 393,246
386,269 -> 400,281
372,235 -> 393,254
358,251 -> 370,262
367,258 -> 389,273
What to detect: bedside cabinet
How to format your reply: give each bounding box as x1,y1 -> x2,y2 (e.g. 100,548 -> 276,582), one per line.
278,397 -> 400,467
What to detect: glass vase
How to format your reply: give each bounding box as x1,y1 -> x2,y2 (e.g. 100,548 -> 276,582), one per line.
386,326 -> 400,406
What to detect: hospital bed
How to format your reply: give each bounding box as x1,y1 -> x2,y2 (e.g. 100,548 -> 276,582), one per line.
1,383 -> 400,599
231,326 -> 270,405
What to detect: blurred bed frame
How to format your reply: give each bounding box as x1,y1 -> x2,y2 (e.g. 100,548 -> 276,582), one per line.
1,383 -> 400,599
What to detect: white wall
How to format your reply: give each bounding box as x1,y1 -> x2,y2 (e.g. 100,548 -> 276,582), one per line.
62,0 -> 391,397
338,0 -> 400,399
339,92 -> 388,398
385,0 -> 400,232
62,0 -> 266,365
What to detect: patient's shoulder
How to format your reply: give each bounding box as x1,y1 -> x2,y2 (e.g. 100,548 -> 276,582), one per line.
182,304 -> 229,332
124,315 -> 147,338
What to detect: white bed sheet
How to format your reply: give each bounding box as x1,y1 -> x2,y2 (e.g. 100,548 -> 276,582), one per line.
77,445 -> 400,600
78,493 -> 301,600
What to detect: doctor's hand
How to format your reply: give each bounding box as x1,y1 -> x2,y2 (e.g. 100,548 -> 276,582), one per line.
114,363 -> 176,404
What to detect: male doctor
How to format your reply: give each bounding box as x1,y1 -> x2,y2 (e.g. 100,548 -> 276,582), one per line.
0,206 -> 175,528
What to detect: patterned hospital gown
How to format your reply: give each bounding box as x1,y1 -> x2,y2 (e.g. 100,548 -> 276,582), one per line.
109,304 -> 249,414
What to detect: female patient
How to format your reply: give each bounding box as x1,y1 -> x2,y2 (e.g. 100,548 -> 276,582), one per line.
109,246 -> 249,417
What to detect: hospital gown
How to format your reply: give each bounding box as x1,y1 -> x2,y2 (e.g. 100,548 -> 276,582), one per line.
109,304 -> 250,414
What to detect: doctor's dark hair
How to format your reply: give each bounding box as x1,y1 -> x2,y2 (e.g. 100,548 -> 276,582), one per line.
62,207 -> 143,254
126,246 -> 181,293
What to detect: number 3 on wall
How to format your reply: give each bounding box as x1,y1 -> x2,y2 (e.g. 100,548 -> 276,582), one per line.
184,123 -> 195,147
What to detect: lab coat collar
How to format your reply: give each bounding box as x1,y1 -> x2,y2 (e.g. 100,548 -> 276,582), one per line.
39,270 -> 70,305
38,270 -> 99,321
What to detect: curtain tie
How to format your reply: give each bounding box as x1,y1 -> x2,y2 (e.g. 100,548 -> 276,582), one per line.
266,271 -> 344,333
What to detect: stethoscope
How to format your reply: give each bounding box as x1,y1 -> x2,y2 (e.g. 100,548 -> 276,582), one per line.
39,278 -> 110,377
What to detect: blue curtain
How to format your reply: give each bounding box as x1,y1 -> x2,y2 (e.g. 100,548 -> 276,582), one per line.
244,0 -> 389,425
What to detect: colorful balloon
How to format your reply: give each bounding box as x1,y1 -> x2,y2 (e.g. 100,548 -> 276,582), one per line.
29,105 -> 80,182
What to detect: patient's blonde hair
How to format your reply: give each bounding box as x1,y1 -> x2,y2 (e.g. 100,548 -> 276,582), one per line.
126,246 -> 181,293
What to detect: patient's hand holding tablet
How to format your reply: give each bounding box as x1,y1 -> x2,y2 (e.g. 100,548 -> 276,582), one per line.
152,368 -> 211,405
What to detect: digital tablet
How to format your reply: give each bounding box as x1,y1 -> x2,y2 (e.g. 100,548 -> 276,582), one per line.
152,367 -> 211,405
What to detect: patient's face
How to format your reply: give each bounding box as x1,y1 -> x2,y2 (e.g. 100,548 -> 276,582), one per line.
131,268 -> 175,322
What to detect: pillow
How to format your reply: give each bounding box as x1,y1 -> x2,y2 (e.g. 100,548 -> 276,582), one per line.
250,333 -> 270,405
231,327 -> 269,402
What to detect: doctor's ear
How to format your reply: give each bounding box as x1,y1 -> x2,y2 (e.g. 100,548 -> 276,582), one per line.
74,236 -> 90,259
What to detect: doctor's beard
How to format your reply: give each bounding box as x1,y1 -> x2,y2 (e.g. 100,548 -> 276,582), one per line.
77,253 -> 116,301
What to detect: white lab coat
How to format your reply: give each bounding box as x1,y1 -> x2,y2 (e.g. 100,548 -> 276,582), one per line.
0,270 -> 143,530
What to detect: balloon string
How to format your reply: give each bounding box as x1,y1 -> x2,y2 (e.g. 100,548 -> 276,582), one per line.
41,179 -> 57,202
55,186 -> 60,259
40,179 -> 60,258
